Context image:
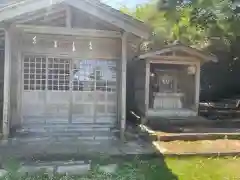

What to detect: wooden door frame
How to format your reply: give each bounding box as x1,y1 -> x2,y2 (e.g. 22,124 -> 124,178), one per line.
146,59 -> 200,114
21,54 -> 72,123
20,53 -> 119,125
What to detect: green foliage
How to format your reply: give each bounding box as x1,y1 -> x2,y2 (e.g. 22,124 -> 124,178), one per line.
0,158 -> 21,180
120,0 -> 240,49
1,157 -> 240,180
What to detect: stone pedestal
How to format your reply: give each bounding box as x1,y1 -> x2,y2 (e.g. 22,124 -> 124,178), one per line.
153,93 -> 184,109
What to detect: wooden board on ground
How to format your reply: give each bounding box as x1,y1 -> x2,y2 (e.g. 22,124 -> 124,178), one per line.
156,140 -> 240,154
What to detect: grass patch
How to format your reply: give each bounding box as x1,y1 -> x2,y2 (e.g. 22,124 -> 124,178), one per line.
166,156 -> 240,180
1,156 -> 240,180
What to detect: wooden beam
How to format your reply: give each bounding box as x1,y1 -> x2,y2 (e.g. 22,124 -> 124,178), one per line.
15,24 -> 122,38
120,32 -> 128,141
39,13 -> 66,23
116,59 -> 121,127
139,46 -> 217,62
0,31 -> 4,37
145,61 -> 150,120
16,7 -> 65,24
66,0 -> 149,39
17,49 -> 23,126
2,29 -> 11,137
68,58 -> 73,123
195,62 -> 201,113
149,56 -> 199,64
0,0 -> 149,38
45,22 -> 65,27
65,5 -> 72,28
0,0 -> 64,22
45,18 -> 66,27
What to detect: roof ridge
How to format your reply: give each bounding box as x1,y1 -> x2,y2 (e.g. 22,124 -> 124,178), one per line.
83,0 -> 147,26
0,0 -> 33,11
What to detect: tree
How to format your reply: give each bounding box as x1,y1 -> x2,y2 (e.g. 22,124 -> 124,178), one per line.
120,0 -> 240,49
120,0 -> 240,100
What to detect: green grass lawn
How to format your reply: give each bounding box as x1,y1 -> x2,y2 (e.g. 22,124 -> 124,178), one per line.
166,157 -> 240,180
1,156 -> 240,180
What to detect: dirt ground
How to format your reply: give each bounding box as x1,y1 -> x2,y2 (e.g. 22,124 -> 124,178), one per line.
158,139 -> 240,154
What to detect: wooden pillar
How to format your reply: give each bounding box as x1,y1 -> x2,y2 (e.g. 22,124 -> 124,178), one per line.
66,5 -> 72,28
143,60 -> 150,124
195,62 -> 201,114
120,32 -> 128,141
68,59 -> 73,123
2,29 -> 11,137
17,50 -> 22,125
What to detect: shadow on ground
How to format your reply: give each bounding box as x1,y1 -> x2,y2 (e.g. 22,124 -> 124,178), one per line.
93,154 -> 178,180
0,155 -> 178,180
135,155 -> 178,180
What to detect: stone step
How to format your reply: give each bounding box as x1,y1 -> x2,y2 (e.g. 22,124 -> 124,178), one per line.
15,123 -> 118,136
22,120 -> 115,123
22,118 -> 115,125
5,136 -> 118,145
0,160 -> 119,177
14,129 -> 117,138
24,160 -> 90,166
17,161 -> 91,176
17,126 -> 112,133
21,123 -> 115,130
